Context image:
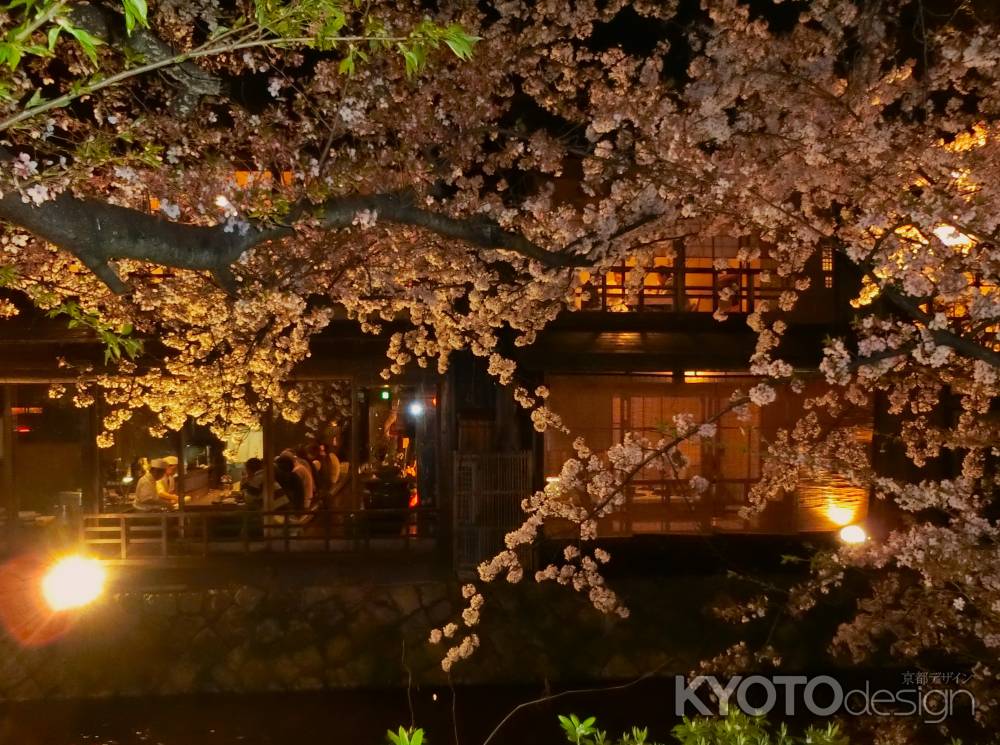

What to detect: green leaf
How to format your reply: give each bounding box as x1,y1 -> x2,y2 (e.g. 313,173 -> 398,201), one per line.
338,51 -> 355,76
397,43 -> 420,77
443,25 -> 479,61
47,25 -> 61,51
0,42 -> 23,71
57,20 -> 104,65
122,0 -> 149,35
24,87 -> 43,108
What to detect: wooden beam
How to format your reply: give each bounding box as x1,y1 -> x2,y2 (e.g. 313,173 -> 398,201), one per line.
176,427 -> 186,512
1,385 -> 16,542
262,403 -> 275,510
80,401 -> 102,514
349,376 -> 360,510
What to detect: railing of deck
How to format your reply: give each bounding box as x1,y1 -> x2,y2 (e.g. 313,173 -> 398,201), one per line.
81,508 -> 439,563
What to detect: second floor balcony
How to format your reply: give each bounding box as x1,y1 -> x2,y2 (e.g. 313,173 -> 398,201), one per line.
571,235 -> 840,323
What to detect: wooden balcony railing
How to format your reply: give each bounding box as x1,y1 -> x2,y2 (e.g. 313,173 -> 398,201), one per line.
578,265 -> 793,314
81,507 -> 440,563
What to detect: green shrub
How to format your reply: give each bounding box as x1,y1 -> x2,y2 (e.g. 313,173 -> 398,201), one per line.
557,711 -> 851,745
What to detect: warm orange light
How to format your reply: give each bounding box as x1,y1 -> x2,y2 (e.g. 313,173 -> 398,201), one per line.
41,556 -> 106,611
825,501 -> 856,527
839,524 -> 867,545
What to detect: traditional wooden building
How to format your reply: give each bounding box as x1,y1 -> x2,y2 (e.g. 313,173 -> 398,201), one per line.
0,231 -> 871,568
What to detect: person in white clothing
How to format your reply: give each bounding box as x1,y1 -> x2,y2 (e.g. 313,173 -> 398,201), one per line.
162,455 -> 179,495
133,459 -> 173,511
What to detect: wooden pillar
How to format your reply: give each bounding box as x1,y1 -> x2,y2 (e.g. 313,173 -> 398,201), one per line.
439,369 -> 456,565
175,427 -> 186,512
434,379 -> 443,507
349,376 -> 360,510
80,401 -> 102,514
674,240 -> 686,312
262,403 -> 275,510
1,385 -> 16,541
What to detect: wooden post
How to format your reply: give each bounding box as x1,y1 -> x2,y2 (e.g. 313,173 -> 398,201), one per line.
80,401 -> 102,514
175,427 -> 186,512
439,370 -> 456,566
262,403 -> 275,510
1,386 -> 16,543
349,376 -> 360,510
674,240 -> 686,312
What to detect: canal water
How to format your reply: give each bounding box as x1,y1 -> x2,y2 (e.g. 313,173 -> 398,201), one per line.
0,681 -> 681,745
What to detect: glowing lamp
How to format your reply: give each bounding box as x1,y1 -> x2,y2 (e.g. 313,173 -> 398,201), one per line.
408,401 -> 425,416
825,503 -> 855,527
838,524 -> 867,545
41,556 -> 106,611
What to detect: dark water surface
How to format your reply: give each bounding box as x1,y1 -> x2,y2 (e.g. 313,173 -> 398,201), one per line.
0,681 -> 681,745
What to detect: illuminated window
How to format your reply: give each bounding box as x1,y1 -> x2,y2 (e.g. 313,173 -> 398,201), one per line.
577,233 -> 794,314
543,375 -> 872,537
822,244 -> 834,288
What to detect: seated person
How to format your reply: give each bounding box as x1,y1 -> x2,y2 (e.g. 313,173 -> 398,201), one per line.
133,459 -> 174,511
307,442 -> 332,499
241,457 -> 273,509
275,454 -> 305,511
280,448 -> 315,508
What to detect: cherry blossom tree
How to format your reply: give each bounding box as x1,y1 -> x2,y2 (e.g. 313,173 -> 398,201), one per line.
2,0 -> 1000,739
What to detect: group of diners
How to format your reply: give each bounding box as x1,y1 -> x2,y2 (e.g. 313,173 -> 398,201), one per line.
234,442 -> 345,513
131,441 -> 344,514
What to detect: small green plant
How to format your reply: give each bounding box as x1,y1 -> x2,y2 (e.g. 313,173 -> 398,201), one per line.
556,711 -> 851,745
559,714 -> 602,745
672,711 -> 849,745
385,726 -> 424,745
559,714 -> 664,745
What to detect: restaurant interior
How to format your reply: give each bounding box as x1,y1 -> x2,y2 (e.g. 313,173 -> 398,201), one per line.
0,381 -> 441,550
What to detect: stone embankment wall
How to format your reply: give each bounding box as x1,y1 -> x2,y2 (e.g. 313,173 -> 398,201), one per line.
0,575 -> 748,700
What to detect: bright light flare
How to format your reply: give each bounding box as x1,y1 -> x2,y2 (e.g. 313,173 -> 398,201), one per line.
408,401 -> 425,416
933,224 -> 973,248
41,556 -> 106,611
838,524 -> 867,545
825,503 -> 856,527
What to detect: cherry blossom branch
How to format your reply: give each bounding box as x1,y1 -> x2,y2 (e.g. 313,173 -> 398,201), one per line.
840,242 -> 1000,369
480,665 -> 670,745
0,187 -> 584,295
309,192 -> 582,268
586,395 -> 751,519
0,1 -> 410,132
